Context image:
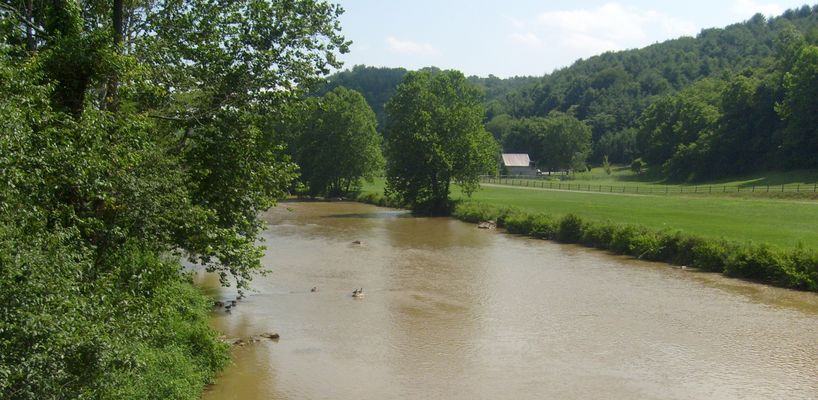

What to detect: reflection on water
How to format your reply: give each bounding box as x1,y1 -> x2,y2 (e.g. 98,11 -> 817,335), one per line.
200,201 -> 818,400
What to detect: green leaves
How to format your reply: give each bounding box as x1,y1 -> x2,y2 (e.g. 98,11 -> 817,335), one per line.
289,87 -> 383,197
384,70 -> 497,214
1,0 -> 348,397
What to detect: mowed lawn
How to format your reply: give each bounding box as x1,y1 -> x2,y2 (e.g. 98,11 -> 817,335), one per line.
359,179 -> 818,250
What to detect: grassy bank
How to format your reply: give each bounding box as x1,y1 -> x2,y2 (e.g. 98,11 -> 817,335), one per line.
360,179 -> 818,250
552,166 -> 818,189
456,202 -> 817,291
354,178 -> 818,292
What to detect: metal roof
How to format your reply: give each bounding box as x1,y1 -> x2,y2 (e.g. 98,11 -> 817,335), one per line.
501,153 -> 532,167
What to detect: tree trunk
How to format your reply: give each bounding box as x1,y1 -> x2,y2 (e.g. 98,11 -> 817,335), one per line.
25,0 -> 35,52
105,0 -> 124,111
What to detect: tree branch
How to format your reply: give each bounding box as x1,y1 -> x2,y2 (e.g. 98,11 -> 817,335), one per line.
0,2 -> 49,38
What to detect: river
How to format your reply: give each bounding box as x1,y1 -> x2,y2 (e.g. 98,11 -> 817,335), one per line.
199,201 -> 818,400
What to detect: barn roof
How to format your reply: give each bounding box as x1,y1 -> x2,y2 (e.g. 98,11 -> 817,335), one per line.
501,153 -> 531,167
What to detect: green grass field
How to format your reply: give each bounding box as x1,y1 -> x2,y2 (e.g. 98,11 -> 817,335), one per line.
359,177 -> 818,250
560,166 -> 818,187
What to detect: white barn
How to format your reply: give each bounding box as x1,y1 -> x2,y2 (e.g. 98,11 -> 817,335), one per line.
501,153 -> 537,176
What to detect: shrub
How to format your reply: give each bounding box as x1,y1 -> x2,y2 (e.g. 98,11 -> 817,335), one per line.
787,249 -> 818,291
691,241 -> 729,272
556,213 -> 584,243
530,214 -> 557,239
610,225 -> 639,254
658,231 -> 701,265
453,202 -> 499,223
504,212 -> 534,235
580,222 -> 616,248
629,229 -> 664,260
724,244 -> 787,283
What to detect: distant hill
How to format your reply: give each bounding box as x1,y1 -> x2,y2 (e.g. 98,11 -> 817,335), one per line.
316,5 -> 818,179
315,65 -> 540,128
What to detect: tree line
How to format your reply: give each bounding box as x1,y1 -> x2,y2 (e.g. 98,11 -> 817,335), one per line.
318,5 -> 818,179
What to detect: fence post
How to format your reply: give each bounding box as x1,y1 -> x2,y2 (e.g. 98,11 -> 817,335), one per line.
797,184 -> 800,193
781,184 -> 784,192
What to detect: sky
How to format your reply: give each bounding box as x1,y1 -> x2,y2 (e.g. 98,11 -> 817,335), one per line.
333,0 -> 814,77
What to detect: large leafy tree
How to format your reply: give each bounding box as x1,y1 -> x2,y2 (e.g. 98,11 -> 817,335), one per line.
291,87 -> 383,196
384,70 -> 497,214
777,45 -> 818,167
0,0 -> 347,397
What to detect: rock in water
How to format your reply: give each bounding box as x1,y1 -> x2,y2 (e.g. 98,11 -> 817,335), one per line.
477,220 -> 496,229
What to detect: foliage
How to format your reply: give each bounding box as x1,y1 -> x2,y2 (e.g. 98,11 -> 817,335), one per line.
777,45 -> 818,167
630,158 -> 646,174
451,202 -> 818,292
289,87 -> 384,196
0,0 -> 347,397
323,6 -> 818,180
316,65 -> 408,128
384,70 -> 498,214
500,112 -> 592,171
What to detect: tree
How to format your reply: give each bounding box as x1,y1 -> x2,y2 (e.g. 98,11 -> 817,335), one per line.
293,87 -> 384,196
537,112 -> 592,172
777,45 -> 818,167
0,0 -> 348,397
384,70 -> 497,214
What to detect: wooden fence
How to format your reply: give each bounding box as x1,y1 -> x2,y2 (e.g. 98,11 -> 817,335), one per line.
480,175 -> 818,195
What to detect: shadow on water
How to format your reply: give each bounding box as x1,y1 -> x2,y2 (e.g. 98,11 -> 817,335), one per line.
322,211 -> 412,219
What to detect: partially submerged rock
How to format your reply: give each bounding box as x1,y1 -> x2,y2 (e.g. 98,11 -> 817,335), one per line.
219,332 -> 279,346
477,220 -> 496,229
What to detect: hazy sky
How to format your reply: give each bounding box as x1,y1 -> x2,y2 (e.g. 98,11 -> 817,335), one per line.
334,0 -> 813,77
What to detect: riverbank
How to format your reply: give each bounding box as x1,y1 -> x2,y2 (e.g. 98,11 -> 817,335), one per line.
202,201 -> 818,399
359,178 -> 818,249
352,189 -> 818,293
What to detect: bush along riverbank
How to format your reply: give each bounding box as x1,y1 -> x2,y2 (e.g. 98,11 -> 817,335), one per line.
352,192 -> 818,292
453,202 -> 818,292
0,224 -> 229,399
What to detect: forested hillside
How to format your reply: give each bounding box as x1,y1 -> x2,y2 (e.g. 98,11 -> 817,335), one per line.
321,5 -> 818,180
317,65 -> 539,128
493,5 -> 818,179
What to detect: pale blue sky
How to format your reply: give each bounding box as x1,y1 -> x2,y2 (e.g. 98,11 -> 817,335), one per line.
334,0 -> 813,77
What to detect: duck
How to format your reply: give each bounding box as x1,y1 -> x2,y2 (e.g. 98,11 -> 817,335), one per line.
352,288 -> 365,298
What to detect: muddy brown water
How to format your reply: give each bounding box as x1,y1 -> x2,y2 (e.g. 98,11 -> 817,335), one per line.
199,201 -> 818,400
